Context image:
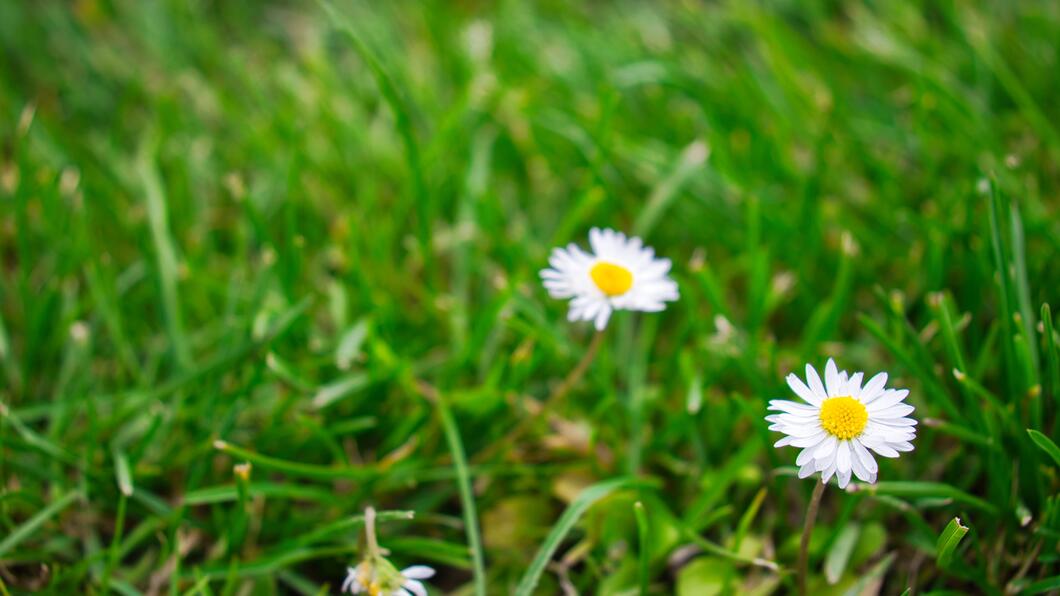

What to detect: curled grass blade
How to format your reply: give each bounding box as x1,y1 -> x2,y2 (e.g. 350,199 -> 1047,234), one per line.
935,517 -> 969,569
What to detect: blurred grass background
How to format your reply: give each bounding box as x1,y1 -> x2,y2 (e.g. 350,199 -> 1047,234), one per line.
1,0 -> 1059,594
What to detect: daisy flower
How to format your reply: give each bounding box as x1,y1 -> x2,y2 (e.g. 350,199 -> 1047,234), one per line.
342,507 -> 435,595
767,358 -> 917,489
540,227 -> 679,330
341,561 -> 435,596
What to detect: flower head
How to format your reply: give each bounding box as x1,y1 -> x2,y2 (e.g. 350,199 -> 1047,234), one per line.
342,507 -> 435,595
767,359 -> 917,489
540,228 -> 679,330
341,561 -> 435,596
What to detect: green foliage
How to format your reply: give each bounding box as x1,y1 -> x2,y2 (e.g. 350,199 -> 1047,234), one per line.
1,0 -> 1059,593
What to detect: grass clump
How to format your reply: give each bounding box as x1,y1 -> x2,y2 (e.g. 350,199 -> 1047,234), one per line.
1,1 -> 1059,593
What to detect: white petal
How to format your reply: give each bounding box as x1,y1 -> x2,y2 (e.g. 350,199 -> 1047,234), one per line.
859,372 -> 888,403
824,359 -> 842,397
845,372 -> 863,397
791,432 -> 828,448
593,305 -> 612,330
836,440 -> 852,474
805,363 -> 827,400
890,441 -> 915,452
850,447 -> 871,482
769,423 -> 822,437
865,389 -> 909,412
813,435 -> 838,459
868,443 -> 900,458
786,374 -> 823,406
341,568 -> 357,593
851,439 -> 878,473
402,566 -> 436,580
798,461 -> 817,478
873,403 -> 915,419
837,467 -> 851,489
796,447 -> 815,466
821,462 -> 837,483
769,399 -> 819,414
402,579 -> 428,596
814,449 -> 836,471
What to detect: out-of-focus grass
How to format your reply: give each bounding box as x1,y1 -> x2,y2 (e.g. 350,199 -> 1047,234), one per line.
1,1 -> 1059,593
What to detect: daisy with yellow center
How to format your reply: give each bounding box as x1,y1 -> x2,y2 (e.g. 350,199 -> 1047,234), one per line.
767,359 -> 916,488
540,228 -> 679,330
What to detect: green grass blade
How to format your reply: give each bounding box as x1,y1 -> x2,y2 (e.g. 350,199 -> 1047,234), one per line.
633,140 -> 709,237
212,440 -> 381,481
1042,304 -> 1058,409
850,481 -> 999,516
935,517 -> 969,569
825,523 -> 860,585
634,501 -> 650,595
514,477 -> 646,596
1027,429 -> 1060,468
435,397 -> 487,596
137,139 -> 191,369
0,489 -> 81,558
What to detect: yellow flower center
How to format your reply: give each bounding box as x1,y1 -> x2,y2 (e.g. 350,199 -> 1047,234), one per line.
819,396 -> 868,440
590,262 -> 633,296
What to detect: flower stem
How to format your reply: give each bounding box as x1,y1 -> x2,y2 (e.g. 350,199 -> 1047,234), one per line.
544,329 -> 606,408
470,329 -> 606,463
364,506 -> 380,557
798,480 -> 826,596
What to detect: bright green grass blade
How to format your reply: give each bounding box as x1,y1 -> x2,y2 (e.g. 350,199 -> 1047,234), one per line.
0,489 -> 81,558
850,481 -> 998,516
137,138 -> 191,370
212,440 -> 381,482
514,477 -> 648,596
935,517 -> 969,569
986,181 -> 1018,397
1042,304 -> 1059,408
633,140 -> 709,237
434,395 -> 487,596
1027,429 -> 1060,468
183,482 -> 335,506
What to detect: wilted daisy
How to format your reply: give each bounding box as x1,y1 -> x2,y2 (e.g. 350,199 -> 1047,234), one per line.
767,359 -> 916,489
342,561 -> 435,596
540,227 -> 679,330
342,507 -> 435,595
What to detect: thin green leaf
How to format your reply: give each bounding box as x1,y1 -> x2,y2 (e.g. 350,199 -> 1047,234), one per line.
1027,429 -> 1060,468
634,502 -> 650,596
850,481 -> 999,516
0,490 -> 81,558
435,395 -> 487,596
825,524 -> 861,584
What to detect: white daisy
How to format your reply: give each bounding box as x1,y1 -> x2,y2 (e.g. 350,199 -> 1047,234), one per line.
767,358 -> 917,489
342,561 -> 436,596
540,227 -> 679,330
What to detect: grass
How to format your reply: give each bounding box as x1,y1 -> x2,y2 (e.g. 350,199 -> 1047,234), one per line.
1,0 -> 1059,594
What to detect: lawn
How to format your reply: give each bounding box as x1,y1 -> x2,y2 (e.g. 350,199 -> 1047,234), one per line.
1,1 -> 1059,594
